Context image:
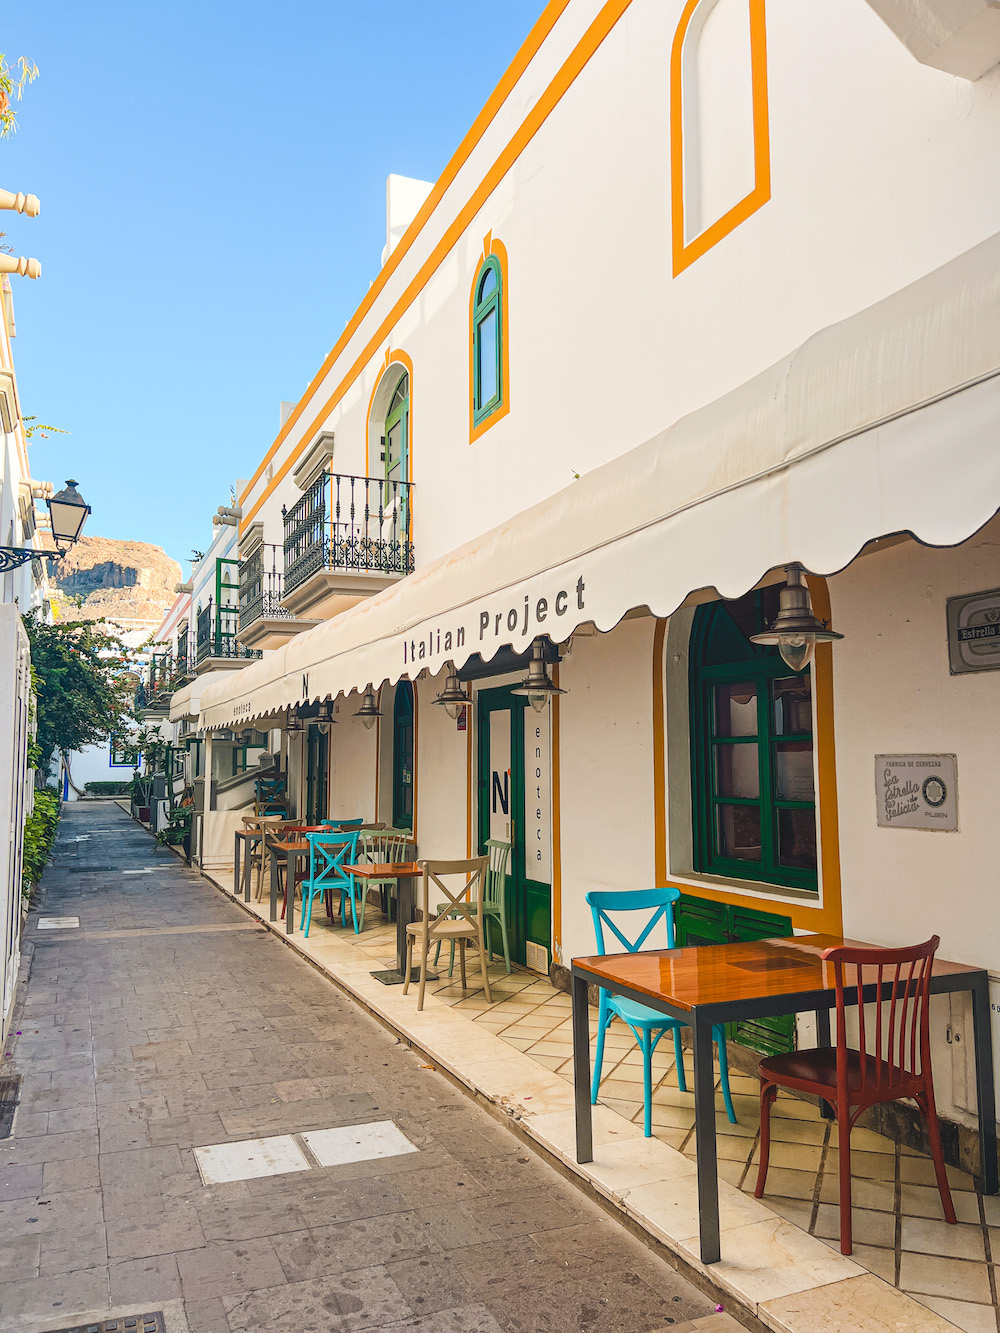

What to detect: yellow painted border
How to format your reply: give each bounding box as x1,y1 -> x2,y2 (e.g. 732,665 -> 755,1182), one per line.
365,349 -> 414,482
469,235 -> 511,443
670,0 -> 771,278
240,0 -> 637,532
652,582 -> 843,935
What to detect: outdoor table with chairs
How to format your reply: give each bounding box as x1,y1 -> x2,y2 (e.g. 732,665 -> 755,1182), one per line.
571,917 -> 998,1266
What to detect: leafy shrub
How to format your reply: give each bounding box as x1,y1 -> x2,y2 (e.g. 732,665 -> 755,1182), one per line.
156,805 -> 192,848
22,787 -> 59,899
84,781 -> 132,796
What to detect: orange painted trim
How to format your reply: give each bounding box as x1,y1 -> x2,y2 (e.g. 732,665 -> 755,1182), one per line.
652,619 -> 668,886
239,0 -> 573,510
364,349 -> 414,482
653,580 -> 843,934
670,0 -> 771,278
469,236 -> 511,444
241,0 -> 635,532
551,662 -> 563,957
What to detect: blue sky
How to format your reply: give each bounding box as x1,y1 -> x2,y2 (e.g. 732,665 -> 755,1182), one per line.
1,1 -> 544,570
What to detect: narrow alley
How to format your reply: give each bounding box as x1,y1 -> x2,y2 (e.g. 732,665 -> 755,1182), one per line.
0,803 -> 736,1333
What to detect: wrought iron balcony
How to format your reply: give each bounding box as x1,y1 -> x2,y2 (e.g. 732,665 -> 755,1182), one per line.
195,599 -> 260,669
137,651 -> 174,713
239,543 -> 293,631
283,473 -> 414,605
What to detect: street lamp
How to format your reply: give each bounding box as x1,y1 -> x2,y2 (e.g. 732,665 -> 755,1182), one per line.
354,687 -> 382,730
47,480 -> 91,551
432,672 -> 468,720
0,477 -> 90,573
749,565 -> 843,672
511,638 -> 566,712
284,706 -> 303,733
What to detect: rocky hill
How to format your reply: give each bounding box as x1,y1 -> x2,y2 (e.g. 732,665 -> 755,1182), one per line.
48,535 -> 182,636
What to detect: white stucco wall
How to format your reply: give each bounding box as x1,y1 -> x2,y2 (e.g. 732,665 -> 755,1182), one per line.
329,691 -> 378,821
556,617 -> 658,964
413,675 -> 468,861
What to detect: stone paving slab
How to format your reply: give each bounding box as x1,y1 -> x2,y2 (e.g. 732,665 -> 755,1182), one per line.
0,803 -> 724,1333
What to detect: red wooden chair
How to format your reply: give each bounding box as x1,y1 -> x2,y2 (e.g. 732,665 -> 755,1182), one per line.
754,936 -> 956,1255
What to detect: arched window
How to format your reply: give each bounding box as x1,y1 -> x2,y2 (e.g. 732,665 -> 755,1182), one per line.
392,680 -> 414,830
689,586 -> 817,890
383,372 -> 409,486
472,256 -> 503,426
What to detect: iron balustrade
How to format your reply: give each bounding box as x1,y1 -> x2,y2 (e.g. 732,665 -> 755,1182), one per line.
239,543 -> 292,630
195,598 -> 260,664
283,472 -> 414,597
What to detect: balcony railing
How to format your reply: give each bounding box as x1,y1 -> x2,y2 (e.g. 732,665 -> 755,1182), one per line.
283,472 -> 414,597
239,543 -> 293,631
137,651 -> 174,711
196,599 -> 260,665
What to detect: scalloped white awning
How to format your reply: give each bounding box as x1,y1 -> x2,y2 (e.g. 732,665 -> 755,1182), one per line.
201,229 -> 1000,732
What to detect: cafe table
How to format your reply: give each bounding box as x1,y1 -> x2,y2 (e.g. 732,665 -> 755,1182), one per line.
267,838 -> 313,935
349,861 -> 424,984
234,826 -> 263,899
571,933 -> 997,1265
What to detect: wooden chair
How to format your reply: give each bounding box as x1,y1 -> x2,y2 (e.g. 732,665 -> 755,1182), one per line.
434,839 -> 513,975
403,857 -> 490,1011
357,828 -> 410,925
755,936 -> 956,1255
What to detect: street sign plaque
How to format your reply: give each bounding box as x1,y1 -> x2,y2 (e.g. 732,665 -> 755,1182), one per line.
947,587 -> 1000,674
875,754 -> 958,831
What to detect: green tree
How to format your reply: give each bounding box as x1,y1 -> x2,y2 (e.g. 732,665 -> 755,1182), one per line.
24,614 -> 138,774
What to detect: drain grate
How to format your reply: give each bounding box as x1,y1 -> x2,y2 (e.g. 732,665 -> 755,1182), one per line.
41,1315 -> 164,1333
0,1074 -> 20,1139
66,866 -> 113,873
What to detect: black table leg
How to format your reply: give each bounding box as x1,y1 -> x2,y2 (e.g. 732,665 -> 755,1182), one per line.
573,970 -> 593,1164
971,974 -> 998,1193
269,844 -> 278,922
244,834 -> 253,903
816,1008 -> 834,1119
234,833 -> 241,896
692,1009 -> 721,1265
285,849 -> 295,935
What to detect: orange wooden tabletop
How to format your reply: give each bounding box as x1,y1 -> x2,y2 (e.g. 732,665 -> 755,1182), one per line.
572,934 -> 981,1014
350,861 -> 422,880
270,839 -> 310,852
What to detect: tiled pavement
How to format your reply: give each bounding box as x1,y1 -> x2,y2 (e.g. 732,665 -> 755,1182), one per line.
0,801 -> 736,1333
236,851 -> 1000,1333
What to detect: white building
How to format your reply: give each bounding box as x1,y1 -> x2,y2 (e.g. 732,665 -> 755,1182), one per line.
183,0 -> 1000,1192
0,188 -> 52,1041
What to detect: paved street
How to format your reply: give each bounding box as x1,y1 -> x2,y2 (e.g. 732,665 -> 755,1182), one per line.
0,803 -> 734,1333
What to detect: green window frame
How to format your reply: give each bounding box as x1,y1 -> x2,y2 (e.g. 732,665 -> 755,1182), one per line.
472,257 -> 502,425
690,588 -> 818,892
383,373 -> 409,487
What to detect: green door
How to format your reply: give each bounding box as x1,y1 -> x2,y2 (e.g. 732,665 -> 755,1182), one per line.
477,686 -> 551,970
392,682 -> 414,830
305,724 -> 329,825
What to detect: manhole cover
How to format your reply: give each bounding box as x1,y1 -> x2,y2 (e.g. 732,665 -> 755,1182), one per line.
41,1315 -> 164,1333
0,1074 -> 20,1139
67,866 -> 113,873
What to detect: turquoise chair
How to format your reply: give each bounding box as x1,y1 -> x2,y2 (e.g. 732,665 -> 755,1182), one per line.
323,818 -> 364,830
587,887 -> 737,1137
302,830 -> 360,936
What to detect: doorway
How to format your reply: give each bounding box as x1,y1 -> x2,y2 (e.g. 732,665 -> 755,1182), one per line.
392,682 -> 414,830
477,685 -> 552,971
305,724 -> 329,825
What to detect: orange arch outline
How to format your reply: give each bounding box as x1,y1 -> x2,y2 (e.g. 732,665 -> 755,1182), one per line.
469,235 -> 510,443
365,348 -> 414,484
670,0 -> 771,277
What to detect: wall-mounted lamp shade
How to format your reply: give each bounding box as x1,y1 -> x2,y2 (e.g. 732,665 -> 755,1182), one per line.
47,479 -> 90,548
432,673 -> 469,721
511,638 -> 566,712
316,699 -> 337,735
749,565 -> 843,672
284,707 -> 303,733
355,687 -> 381,730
